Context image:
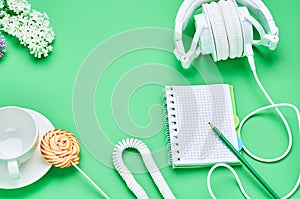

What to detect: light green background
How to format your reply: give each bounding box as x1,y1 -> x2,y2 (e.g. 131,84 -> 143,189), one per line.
0,0 -> 299,198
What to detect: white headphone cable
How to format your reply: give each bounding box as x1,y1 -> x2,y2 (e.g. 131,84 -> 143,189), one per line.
244,55 -> 293,162
207,56 -> 300,198
207,163 -> 251,199
207,102 -> 300,198
207,162 -> 300,199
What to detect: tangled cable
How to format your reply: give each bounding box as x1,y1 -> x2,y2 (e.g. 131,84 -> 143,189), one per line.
113,138 -> 175,199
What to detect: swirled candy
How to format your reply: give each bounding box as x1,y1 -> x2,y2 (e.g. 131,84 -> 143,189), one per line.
40,129 -> 80,168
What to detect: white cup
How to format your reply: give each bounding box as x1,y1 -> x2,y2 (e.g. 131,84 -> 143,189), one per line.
0,106 -> 39,180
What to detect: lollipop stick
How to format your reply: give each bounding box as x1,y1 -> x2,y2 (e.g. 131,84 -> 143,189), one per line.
71,162 -> 110,199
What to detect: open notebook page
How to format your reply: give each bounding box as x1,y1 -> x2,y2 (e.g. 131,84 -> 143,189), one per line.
165,84 -> 239,168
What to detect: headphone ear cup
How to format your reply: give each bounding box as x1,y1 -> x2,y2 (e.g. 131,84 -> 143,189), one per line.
219,0 -> 243,59
194,13 -> 215,57
237,6 -> 254,57
204,2 -> 229,61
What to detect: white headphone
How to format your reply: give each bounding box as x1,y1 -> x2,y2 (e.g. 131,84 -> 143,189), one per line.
174,0 -> 279,69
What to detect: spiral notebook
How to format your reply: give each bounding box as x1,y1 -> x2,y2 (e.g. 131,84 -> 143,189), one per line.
164,84 -> 240,168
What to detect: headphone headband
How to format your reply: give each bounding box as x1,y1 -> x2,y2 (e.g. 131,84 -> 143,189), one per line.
236,0 -> 278,34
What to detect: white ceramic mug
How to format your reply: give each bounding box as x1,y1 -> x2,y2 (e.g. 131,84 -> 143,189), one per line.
0,106 -> 39,180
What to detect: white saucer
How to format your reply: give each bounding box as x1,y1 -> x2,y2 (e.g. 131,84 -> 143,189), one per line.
0,108 -> 54,189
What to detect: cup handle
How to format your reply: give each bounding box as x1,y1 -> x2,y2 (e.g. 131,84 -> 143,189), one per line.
7,160 -> 20,180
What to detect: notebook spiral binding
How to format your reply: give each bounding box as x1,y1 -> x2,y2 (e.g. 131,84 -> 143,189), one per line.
162,96 -> 172,165
164,86 -> 180,165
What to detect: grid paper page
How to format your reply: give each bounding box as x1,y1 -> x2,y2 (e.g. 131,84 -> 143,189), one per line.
165,84 -> 239,167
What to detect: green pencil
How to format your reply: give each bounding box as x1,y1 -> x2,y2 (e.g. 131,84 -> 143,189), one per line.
208,122 -> 280,199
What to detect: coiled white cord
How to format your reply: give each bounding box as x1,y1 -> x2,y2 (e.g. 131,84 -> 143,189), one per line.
112,138 -> 175,199
207,56 -> 300,198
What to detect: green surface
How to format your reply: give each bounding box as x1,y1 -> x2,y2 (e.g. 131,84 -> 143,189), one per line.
0,0 -> 300,198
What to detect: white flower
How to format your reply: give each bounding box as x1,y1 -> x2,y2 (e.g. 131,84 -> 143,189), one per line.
0,1 -> 4,9
7,0 -> 31,14
0,0 -> 55,58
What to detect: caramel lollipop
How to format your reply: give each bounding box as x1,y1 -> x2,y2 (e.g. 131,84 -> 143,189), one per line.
40,129 -> 109,199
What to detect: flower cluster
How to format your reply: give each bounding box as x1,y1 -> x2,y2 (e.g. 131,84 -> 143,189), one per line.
6,0 -> 31,14
0,0 -> 55,58
0,1 -> 4,10
0,35 -> 6,58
